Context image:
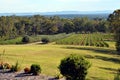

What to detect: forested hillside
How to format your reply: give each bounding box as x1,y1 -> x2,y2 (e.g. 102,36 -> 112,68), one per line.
0,15 -> 111,40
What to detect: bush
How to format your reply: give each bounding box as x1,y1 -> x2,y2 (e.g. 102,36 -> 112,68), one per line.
85,42 -> 89,46
30,64 -> 41,75
10,61 -> 20,72
24,67 -> 30,74
3,63 -> 11,69
41,37 -> 50,44
114,68 -> 120,80
22,35 -> 30,43
0,62 -> 4,69
116,41 -> 120,53
0,62 -> 11,69
59,54 -> 91,80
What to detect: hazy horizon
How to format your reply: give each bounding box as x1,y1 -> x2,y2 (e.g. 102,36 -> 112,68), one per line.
0,10 -> 113,14
0,0 -> 120,13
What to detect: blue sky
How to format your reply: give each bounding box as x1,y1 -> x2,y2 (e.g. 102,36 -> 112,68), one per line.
0,0 -> 120,13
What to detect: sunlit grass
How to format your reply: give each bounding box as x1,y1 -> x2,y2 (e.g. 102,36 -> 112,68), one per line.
0,42 -> 119,80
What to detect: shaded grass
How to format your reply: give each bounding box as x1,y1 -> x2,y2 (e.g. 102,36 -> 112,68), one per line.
98,67 -> 117,72
0,42 -> 119,80
95,55 -> 120,64
64,46 -> 117,55
66,46 -> 120,55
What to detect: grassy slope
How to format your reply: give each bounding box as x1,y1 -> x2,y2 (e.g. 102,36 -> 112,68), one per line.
0,33 -> 72,44
0,42 -> 119,80
56,33 -> 113,47
0,37 -> 22,44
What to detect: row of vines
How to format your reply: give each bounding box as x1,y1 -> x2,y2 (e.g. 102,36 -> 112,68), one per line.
56,33 -> 112,47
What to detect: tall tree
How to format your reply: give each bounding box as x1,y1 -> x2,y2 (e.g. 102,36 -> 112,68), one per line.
108,9 -> 120,53
63,20 -> 74,34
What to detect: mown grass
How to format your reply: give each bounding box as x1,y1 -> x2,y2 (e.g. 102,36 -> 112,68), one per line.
0,42 -> 119,80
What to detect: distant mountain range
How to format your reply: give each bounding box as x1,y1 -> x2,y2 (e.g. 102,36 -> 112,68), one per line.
0,10 -> 113,16
40,10 -> 113,15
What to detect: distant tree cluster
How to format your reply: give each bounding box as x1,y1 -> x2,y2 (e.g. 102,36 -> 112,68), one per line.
0,15 -> 110,40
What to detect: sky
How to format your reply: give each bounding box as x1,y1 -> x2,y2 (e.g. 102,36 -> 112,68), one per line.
0,0 -> 120,13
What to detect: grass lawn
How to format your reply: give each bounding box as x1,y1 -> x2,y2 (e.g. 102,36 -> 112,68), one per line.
0,42 -> 119,80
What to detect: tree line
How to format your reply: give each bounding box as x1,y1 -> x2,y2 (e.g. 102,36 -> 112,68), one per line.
0,15 -> 111,40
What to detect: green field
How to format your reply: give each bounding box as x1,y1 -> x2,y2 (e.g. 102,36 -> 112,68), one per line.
0,42 -> 119,80
56,33 -> 114,47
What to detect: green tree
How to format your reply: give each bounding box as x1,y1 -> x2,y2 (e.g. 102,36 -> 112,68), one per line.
108,9 -> 120,53
49,26 -> 58,34
0,14 -> 110,41
63,20 -> 74,34
22,35 -> 30,43
59,54 -> 91,80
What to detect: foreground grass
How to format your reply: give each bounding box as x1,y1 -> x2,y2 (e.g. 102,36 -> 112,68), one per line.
0,43 -> 119,80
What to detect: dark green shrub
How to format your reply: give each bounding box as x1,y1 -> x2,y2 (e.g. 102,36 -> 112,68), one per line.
95,43 -> 100,47
30,64 -> 41,75
114,68 -> 120,80
41,37 -> 50,44
118,68 -> 120,72
22,35 -> 30,43
85,42 -> 89,46
116,41 -> 120,53
59,54 -> 91,80
10,61 -> 20,72
0,62 -> 4,69
90,42 -> 94,46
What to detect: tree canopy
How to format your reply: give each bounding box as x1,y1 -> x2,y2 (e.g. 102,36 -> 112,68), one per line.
108,9 -> 120,52
0,15 -> 110,41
